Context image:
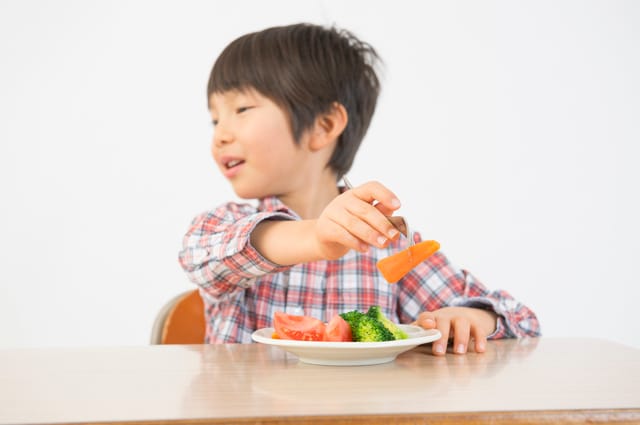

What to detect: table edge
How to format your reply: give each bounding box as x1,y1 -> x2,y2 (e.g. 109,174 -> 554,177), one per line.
25,408 -> 640,425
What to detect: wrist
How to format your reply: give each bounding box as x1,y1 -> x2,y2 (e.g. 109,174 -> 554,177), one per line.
477,309 -> 498,335
251,219 -> 323,265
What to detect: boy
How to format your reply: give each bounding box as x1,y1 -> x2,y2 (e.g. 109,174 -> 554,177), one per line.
178,23 -> 540,355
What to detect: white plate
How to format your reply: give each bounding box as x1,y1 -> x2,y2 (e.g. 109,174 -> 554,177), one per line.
251,324 -> 441,366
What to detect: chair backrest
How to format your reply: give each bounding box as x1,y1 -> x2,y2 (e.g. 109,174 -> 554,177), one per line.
150,289 -> 205,344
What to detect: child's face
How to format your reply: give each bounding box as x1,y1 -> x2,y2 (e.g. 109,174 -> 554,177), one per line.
209,89 -> 311,199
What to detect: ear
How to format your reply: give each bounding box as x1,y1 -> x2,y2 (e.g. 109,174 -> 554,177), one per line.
308,102 -> 348,151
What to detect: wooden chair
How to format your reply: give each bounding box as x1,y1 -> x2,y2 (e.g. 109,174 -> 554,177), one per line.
150,289 -> 205,344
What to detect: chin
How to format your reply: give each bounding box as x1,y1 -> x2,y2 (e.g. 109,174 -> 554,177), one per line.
231,184 -> 269,200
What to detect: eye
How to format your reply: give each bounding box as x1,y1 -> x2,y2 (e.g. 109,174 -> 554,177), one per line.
211,119 -> 218,127
236,106 -> 253,114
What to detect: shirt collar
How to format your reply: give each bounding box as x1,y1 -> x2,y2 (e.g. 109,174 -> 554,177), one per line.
257,196 -> 300,219
257,185 -> 348,220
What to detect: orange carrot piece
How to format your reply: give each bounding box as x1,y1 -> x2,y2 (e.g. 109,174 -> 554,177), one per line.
376,240 -> 440,283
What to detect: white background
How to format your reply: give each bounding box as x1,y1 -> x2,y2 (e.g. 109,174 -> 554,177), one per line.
1,1 -> 638,349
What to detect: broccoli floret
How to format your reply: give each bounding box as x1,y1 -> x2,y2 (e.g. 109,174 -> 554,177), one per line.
352,315 -> 395,342
340,307 -> 405,342
366,305 -> 408,340
339,310 -> 365,328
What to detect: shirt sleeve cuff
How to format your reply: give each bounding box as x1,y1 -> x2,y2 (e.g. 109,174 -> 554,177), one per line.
449,296 -> 509,339
230,211 -> 296,276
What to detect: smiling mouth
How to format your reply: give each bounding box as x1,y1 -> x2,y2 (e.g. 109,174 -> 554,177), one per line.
224,159 -> 245,169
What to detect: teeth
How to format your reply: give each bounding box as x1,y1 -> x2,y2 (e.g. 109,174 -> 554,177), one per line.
226,159 -> 242,168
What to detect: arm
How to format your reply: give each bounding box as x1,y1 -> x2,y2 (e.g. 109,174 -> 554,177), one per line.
179,180 -> 401,301
250,181 -> 403,265
398,250 -> 541,355
178,203 -> 294,301
446,268 -> 541,340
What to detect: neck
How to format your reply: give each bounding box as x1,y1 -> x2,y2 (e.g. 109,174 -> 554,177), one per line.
278,169 -> 340,219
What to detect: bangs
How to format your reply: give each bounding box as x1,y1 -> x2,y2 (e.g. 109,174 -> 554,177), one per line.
207,30 -> 293,102
207,36 -> 255,95
206,26 -> 324,141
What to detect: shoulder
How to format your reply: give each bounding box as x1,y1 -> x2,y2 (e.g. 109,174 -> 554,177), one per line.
219,201 -> 260,217
189,201 -> 259,228
189,197 -> 297,228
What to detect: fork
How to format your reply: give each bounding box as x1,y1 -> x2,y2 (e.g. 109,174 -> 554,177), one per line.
342,177 -> 414,246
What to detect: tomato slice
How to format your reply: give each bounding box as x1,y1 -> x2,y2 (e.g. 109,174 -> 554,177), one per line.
273,311 -> 326,341
324,314 -> 353,342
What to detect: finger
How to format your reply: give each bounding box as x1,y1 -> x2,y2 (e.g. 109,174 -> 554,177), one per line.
323,200 -> 386,249
373,200 -> 398,218
373,206 -> 403,242
323,217 -> 370,254
349,181 -> 401,213
451,317 -> 471,355
470,323 -> 488,353
432,317 -> 450,356
344,202 -> 399,243
331,209 -> 391,249
343,182 -> 401,242
413,312 -> 437,330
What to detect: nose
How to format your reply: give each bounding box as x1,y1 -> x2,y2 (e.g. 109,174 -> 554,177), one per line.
213,121 -> 234,147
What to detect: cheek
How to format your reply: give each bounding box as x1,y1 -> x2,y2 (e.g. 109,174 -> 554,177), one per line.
257,114 -> 295,145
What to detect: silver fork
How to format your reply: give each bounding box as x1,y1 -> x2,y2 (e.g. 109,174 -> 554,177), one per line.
342,176 -> 414,246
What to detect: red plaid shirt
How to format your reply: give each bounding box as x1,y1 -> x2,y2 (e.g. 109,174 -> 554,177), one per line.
178,196 -> 540,343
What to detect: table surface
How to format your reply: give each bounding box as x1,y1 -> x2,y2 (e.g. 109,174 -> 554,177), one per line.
1,337 -> 639,425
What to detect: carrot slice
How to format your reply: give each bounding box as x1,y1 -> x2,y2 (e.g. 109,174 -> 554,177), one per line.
376,240 -> 440,283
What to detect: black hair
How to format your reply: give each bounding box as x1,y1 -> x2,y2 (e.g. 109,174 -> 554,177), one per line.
207,23 -> 381,178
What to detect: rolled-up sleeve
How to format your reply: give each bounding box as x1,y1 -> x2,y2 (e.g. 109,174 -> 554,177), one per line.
398,250 -> 541,339
449,270 -> 541,338
178,203 -> 293,302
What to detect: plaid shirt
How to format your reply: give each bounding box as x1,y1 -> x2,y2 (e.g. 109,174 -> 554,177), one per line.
179,196 -> 540,343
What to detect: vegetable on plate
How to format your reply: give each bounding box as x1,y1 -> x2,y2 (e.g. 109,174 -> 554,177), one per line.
272,306 -> 406,343
273,311 -> 326,341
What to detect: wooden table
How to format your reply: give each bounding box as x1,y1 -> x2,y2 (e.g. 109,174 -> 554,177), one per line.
1,338 -> 639,424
